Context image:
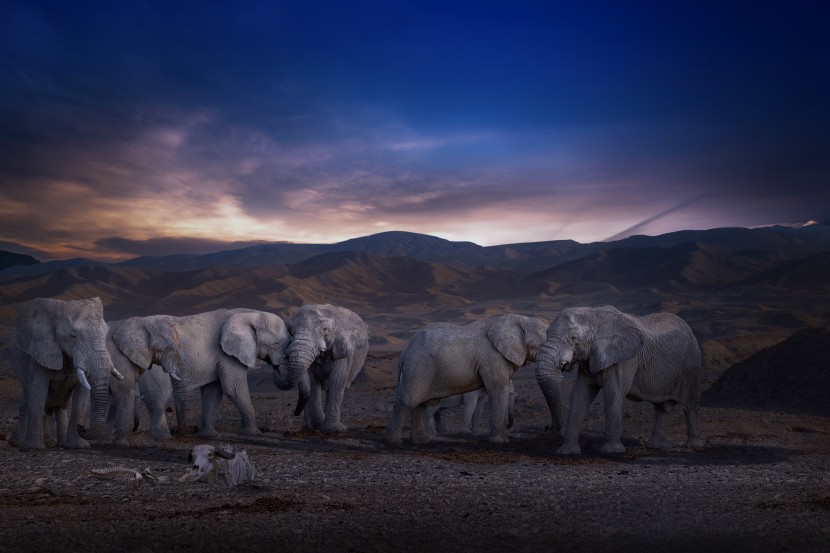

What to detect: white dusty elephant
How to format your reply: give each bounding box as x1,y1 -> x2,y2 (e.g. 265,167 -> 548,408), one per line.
427,380 -> 516,435
134,308 -> 290,438
535,305 -> 704,455
272,304 -> 370,432
9,297 -> 123,450
384,313 -> 547,446
100,315 -> 183,446
132,365 -> 187,439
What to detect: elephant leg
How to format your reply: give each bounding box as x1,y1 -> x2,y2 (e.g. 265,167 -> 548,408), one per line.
684,403 -> 705,449
9,393 -> 27,447
557,372 -> 600,455
145,396 -> 172,441
384,398 -> 412,446
486,386 -> 510,443
64,387 -> 91,449
55,407 -> 72,446
197,382 -> 223,438
598,366 -> 637,454
45,412 -> 60,448
410,404 -> 430,444
219,368 -> 261,435
461,391 -> 484,434
303,379 -> 325,430
321,361 -> 350,432
646,403 -> 670,449
111,389 -> 135,447
21,370 -> 50,451
426,404 -> 440,435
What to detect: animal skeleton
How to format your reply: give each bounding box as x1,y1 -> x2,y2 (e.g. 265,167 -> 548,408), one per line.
90,466 -> 166,486
184,443 -> 256,487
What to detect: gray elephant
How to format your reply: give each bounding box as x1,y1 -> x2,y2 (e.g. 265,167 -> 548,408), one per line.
272,304 -> 369,432
132,366 -> 178,439
536,306 -> 704,455
427,380 -> 516,435
9,297 -> 124,450
101,315 -> 183,446
384,313 -> 547,446
134,308 -> 289,438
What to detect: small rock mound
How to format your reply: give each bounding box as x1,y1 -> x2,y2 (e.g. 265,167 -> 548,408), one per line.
701,327 -> 830,415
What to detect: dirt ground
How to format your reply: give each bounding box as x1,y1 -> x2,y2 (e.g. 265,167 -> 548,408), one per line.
0,352 -> 828,553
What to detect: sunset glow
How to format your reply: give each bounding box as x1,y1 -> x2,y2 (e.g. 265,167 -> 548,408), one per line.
1,2 -> 827,260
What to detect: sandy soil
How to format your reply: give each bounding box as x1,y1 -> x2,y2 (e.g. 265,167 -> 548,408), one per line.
0,352 -> 828,553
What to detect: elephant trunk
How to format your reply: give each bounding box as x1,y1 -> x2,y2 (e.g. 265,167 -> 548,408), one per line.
273,336 -> 317,391
293,370 -> 311,416
78,351 -> 116,440
535,342 -> 565,438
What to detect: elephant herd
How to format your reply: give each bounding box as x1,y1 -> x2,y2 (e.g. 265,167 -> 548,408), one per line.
7,297 -> 704,455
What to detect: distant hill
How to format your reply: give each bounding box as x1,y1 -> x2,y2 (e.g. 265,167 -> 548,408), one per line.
730,250 -> 830,292
0,250 -> 39,272
531,242 -> 784,289
0,257 -> 105,281
701,327 -> 830,415
1,225 -> 829,361
107,225 -> 830,275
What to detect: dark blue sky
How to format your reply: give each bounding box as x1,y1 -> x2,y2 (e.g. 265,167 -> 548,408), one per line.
1,0 -> 827,259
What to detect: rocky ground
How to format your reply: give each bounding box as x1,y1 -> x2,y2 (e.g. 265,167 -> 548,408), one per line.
0,352 -> 828,553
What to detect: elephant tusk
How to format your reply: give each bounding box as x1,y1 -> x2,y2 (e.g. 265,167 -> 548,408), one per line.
111,367 -> 126,381
76,368 -> 92,391
168,371 -> 183,382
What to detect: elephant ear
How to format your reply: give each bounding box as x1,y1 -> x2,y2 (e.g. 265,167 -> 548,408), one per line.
12,299 -> 63,370
113,318 -> 153,371
331,316 -> 369,361
487,315 -> 526,367
220,312 -> 258,368
588,319 -> 642,374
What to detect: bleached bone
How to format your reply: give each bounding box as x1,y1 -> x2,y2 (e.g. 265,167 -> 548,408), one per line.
186,443 -> 256,487
90,466 -> 158,483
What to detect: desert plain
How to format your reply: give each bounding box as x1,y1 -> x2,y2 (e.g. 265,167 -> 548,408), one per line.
0,227 -> 828,552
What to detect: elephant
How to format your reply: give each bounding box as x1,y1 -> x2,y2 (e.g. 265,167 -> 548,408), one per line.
9,297 -> 124,450
101,315 -> 183,446
535,305 -> 704,455
130,308 -> 290,438
426,380 -> 516,435
272,304 -> 370,432
132,364 -> 180,439
384,313 -> 547,446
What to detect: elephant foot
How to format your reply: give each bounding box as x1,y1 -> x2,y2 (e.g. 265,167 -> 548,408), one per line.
63,436 -> 91,449
113,437 -> 131,447
646,437 -> 669,450
18,441 -> 46,452
556,442 -> 582,455
149,430 -> 173,441
544,425 -> 565,440
599,441 -> 626,455
411,432 -> 431,444
686,437 -> 705,450
237,426 -> 263,436
44,435 -> 58,448
196,428 -> 222,439
488,433 -> 509,444
383,432 -> 403,447
321,421 -> 347,433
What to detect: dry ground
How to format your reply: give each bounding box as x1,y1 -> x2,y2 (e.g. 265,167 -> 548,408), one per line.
0,352 -> 828,553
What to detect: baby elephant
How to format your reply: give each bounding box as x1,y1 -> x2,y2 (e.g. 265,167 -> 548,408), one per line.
186,444 -> 256,487
427,381 -> 516,435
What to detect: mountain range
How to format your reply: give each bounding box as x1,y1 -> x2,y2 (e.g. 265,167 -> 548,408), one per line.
1,225 -> 829,378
